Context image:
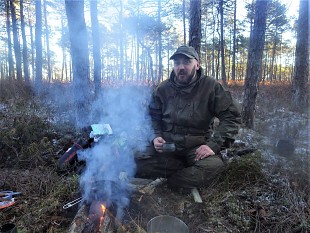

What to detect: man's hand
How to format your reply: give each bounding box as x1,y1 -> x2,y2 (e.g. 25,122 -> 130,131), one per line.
195,145 -> 215,161
153,137 -> 166,153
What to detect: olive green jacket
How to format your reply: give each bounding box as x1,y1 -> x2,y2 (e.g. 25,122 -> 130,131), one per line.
149,68 -> 241,153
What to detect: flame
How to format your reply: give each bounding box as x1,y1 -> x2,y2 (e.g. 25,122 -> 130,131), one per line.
99,204 -> 106,230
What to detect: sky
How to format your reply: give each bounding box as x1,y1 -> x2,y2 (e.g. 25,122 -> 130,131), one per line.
237,0 -> 299,42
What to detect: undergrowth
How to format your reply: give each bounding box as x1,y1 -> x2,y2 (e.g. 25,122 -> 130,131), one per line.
0,79 -> 309,233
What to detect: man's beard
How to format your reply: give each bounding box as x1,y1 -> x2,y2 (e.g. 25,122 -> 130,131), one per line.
176,67 -> 197,85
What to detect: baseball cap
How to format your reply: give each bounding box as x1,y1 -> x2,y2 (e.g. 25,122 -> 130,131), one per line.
170,45 -> 199,60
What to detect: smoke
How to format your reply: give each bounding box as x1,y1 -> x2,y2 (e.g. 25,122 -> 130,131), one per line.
78,85 -> 153,219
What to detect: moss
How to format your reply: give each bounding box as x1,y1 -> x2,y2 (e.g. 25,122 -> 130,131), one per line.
218,152 -> 267,191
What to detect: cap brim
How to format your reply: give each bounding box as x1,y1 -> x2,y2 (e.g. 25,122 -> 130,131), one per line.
170,53 -> 195,60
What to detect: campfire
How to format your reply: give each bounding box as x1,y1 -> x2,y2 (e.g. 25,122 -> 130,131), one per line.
60,123 -> 182,232
88,201 -> 110,233
68,200 -> 111,233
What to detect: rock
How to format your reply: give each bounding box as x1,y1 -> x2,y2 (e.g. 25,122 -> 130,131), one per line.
275,139 -> 295,156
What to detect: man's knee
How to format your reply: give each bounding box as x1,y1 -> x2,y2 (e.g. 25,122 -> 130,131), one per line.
135,153 -> 185,179
197,155 -> 225,171
167,155 -> 224,191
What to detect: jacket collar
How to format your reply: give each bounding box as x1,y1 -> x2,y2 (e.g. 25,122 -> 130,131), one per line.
168,68 -> 203,93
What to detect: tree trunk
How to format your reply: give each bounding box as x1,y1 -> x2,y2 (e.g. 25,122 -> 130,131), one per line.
10,0 -> 22,80
219,0 -> 226,85
232,0 -> 237,81
35,0 -> 43,89
5,0 -> 14,79
43,0 -> 52,83
119,1 -> 124,80
136,37 -> 140,80
292,0 -> 309,109
211,16 -> 215,77
189,0 -> 201,57
182,0 -> 186,44
90,0 -> 101,97
27,6 -> 35,81
61,17 -> 65,82
65,0 -> 91,127
269,28 -> 278,82
242,0 -> 268,129
157,0 -> 163,83
20,0 -> 30,83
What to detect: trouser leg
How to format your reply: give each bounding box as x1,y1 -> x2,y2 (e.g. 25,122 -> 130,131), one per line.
135,146 -> 185,179
135,146 -> 225,192
167,151 -> 225,191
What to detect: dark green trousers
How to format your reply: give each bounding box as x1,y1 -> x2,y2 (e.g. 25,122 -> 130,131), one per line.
135,146 -> 225,192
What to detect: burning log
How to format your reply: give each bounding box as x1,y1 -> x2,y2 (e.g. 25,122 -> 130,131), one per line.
68,202 -> 112,233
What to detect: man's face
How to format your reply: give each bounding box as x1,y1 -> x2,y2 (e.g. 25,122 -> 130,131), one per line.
173,55 -> 200,85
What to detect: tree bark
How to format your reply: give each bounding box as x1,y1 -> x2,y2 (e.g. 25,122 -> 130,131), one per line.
43,0 -> 52,83
242,0 -> 268,129
10,0 -> 22,80
232,0 -> 237,81
292,0 -> 309,108
27,6 -> 35,81
20,0 -> 30,83
157,0 -> 163,83
182,0 -> 186,44
5,0 -> 14,79
189,0 -> 201,57
61,17 -> 66,82
219,0 -> 227,85
119,1 -> 124,80
90,0 -> 101,97
65,0 -> 91,127
35,0 -> 43,89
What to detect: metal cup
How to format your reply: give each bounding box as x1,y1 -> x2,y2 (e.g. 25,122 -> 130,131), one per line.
162,142 -> 176,152
147,215 -> 188,233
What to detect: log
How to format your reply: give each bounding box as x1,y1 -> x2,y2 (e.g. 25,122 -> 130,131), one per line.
68,202 -> 113,233
100,214 -> 112,233
68,204 -> 89,233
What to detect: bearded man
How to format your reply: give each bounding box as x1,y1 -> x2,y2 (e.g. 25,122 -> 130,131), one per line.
135,45 -> 241,193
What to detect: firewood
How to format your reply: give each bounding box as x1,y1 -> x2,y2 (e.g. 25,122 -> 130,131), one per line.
68,204 -> 89,233
139,178 -> 167,195
129,178 -> 154,191
100,214 -> 112,233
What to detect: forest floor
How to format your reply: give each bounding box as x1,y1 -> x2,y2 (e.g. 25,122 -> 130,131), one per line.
0,80 -> 309,233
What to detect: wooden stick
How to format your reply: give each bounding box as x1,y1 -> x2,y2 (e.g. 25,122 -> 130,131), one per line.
129,178 -> 154,191
139,178 -> 167,195
191,188 -> 203,203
